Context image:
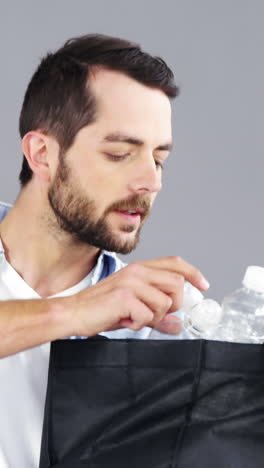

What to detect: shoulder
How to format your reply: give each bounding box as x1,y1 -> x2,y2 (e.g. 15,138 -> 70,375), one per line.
0,201 -> 12,210
0,201 -> 12,222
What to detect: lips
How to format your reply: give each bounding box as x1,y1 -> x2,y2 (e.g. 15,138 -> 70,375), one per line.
115,210 -> 141,216
118,208 -> 145,216
114,211 -> 142,223
121,210 -> 143,215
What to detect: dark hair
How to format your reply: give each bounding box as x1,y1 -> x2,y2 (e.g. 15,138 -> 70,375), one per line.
19,33 -> 179,186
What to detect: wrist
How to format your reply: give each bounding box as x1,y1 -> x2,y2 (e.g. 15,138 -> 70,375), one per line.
48,296 -> 76,339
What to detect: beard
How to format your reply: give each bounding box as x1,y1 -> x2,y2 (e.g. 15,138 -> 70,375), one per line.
48,155 -> 151,254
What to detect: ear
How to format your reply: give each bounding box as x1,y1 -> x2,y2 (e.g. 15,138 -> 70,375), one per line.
21,131 -> 54,183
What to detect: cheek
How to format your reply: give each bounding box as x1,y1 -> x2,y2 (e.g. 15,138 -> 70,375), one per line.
72,153 -> 127,208
76,156 -> 117,184
76,166 -> 115,210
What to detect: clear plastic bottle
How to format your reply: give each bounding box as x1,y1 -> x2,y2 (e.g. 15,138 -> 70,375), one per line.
207,266 -> 264,343
148,281 -> 222,339
184,296 -> 222,338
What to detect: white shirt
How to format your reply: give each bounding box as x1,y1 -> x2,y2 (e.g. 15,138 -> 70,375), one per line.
0,202 -> 151,468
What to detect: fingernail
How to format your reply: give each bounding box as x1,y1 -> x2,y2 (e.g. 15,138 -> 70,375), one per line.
200,277 -> 210,290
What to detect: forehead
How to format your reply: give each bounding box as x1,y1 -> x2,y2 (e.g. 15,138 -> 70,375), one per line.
88,68 -> 172,143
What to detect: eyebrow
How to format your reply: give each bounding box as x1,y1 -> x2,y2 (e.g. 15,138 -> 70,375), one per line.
102,132 -> 173,152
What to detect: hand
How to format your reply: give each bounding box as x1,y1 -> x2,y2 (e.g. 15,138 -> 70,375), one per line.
69,256 -> 209,337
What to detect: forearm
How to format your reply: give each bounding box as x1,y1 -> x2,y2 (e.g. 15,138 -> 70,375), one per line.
0,297 -> 74,358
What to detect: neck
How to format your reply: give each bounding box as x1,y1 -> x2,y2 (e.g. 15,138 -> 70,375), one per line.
0,187 -> 100,297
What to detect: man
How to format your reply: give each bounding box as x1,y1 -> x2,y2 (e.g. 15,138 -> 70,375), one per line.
0,34 -> 209,467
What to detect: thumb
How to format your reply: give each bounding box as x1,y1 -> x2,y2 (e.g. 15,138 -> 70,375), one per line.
154,314 -> 182,335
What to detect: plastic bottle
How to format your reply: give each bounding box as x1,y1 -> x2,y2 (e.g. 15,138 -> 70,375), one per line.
207,266 -> 264,343
184,296 -> 222,338
148,281 -> 222,339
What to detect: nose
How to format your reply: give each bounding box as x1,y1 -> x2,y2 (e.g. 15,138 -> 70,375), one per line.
128,154 -> 162,194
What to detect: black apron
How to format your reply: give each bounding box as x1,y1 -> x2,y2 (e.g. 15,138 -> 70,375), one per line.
39,337 -> 264,468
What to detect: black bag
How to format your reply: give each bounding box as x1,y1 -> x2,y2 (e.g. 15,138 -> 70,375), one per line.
39,337 -> 264,468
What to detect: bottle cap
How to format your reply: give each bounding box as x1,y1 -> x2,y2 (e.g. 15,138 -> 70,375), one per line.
242,266 -> 264,293
186,299 -> 223,334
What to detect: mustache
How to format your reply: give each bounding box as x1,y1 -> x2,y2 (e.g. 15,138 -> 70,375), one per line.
107,196 -> 151,215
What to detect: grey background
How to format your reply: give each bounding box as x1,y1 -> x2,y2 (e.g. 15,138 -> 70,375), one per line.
1,0 -> 263,301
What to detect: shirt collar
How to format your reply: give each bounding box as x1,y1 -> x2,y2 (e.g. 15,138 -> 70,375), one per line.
91,249 -> 120,285
0,238 -> 4,255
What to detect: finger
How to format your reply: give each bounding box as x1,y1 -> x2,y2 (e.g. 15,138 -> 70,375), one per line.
125,267 -> 184,313
118,314 -> 182,335
137,256 -> 209,291
146,271 -> 185,312
116,283 -> 172,329
124,298 -> 155,330
112,296 -> 155,331
155,314 -> 182,335
135,283 -> 173,327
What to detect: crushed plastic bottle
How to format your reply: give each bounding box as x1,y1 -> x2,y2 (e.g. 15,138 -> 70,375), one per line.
149,266 -> 264,343
184,297 -> 223,338
148,281 -> 222,339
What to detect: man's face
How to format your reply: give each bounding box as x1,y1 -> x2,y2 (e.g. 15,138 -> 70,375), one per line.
48,69 -> 172,254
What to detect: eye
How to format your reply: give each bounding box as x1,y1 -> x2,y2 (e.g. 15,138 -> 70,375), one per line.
105,153 -> 130,161
105,153 -> 164,170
